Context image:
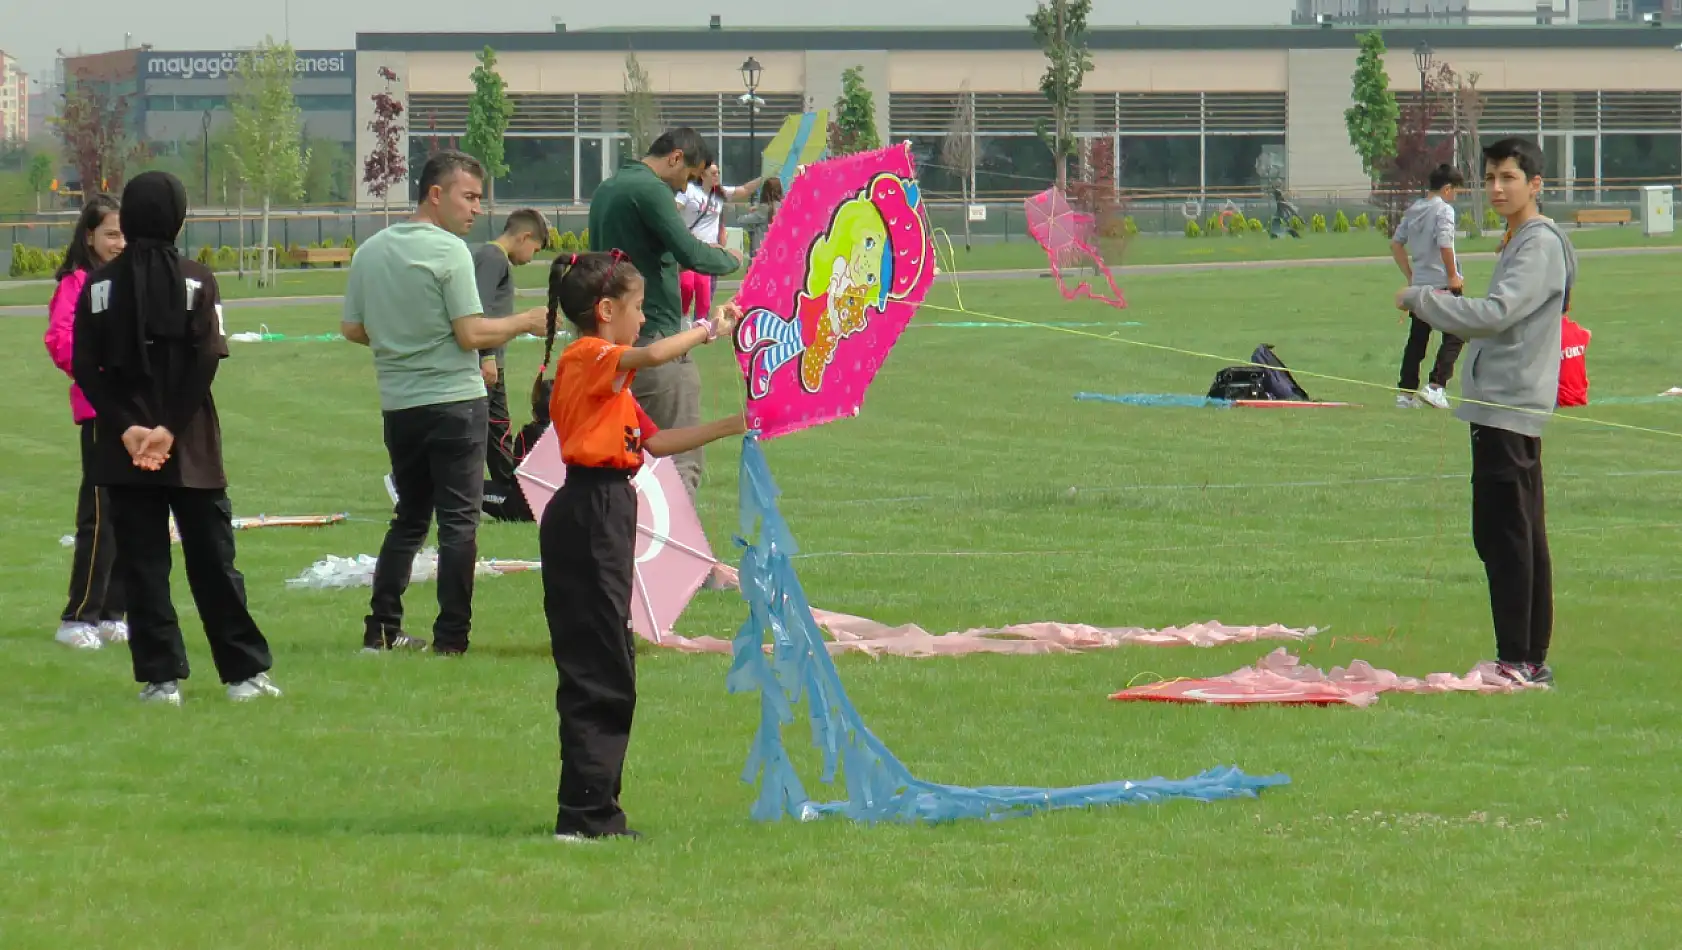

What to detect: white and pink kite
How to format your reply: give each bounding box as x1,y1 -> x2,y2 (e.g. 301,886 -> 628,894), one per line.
514,428 -> 719,643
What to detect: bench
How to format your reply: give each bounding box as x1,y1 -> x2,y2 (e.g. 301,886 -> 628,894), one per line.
1570,208 -> 1632,227
292,247 -> 353,268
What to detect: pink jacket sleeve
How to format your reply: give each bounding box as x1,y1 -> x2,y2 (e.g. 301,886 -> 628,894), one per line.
43,270 -> 86,379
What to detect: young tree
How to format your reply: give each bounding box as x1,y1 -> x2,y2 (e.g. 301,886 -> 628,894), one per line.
304,138 -> 350,204
623,51 -> 661,159
1345,30 -> 1400,185
27,152 -> 54,212
829,66 -> 881,157
1374,61 -> 1461,237
1457,70 -> 1486,237
1030,0 -> 1094,190
363,65 -> 408,226
940,83 -> 978,250
462,46 -> 514,224
53,76 -> 142,197
228,38 -> 309,286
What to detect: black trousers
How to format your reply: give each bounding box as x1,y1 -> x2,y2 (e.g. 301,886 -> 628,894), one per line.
486,365 -> 517,486
1469,425 -> 1553,666
107,486 -> 272,685
1399,311 -> 1466,392
369,398 -> 488,652
63,421 -> 126,625
541,466 -> 638,837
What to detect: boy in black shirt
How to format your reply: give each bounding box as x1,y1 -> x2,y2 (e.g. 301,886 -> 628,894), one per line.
71,171 -> 277,705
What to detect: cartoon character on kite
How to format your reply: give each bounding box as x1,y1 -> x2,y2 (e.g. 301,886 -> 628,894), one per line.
736,173 -> 928,399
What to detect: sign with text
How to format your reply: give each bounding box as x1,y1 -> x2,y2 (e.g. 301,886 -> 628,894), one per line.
141,50 -> 353,82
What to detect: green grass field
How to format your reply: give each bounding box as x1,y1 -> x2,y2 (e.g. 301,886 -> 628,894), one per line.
4,253 -> 1682,948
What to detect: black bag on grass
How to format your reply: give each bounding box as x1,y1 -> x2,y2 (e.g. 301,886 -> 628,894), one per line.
1206,344 -> 1313,402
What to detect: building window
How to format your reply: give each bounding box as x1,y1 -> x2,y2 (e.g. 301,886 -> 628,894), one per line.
501,136 -> 576,200
1601,133 -> 1682,187
295,95 -> 354,112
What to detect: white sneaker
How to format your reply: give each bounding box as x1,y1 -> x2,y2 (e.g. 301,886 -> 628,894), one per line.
1421,384 -> 1451,410
55,622 -> 102,650
98,620 -> 129,644
227,673 -> 282,702
140,681 -> 183,705
1395,393 -> 1422,409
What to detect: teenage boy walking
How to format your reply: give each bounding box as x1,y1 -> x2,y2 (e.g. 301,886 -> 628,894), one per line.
1392,163 -> 1467,410
1397,138 -> 1577,687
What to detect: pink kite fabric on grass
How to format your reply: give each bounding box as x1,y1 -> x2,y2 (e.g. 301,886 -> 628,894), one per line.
1024,187 -> 1127,310
645,566 -> 1318,657
1109,647 -> 1545,707
733,143 -> 936,439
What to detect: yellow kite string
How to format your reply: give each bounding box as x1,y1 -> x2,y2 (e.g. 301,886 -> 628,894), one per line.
924,227 -> 1682,442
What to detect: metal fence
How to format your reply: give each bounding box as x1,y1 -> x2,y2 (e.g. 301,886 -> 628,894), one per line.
4,182 -> 1675,268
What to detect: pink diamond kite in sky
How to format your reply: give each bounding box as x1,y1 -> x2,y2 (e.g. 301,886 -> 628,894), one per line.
1025,187 -> 1127,310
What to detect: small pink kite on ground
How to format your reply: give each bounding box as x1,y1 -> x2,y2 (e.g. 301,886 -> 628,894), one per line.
733,142 -> 937,439
1109,647 -> 1547,707
1025,187 -> 1127,309
514,428 -> 719,643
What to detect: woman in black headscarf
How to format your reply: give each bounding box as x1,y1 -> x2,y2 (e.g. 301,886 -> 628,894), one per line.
72,170 -> 279,706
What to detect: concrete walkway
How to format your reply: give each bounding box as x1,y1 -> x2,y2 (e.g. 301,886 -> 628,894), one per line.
3,243 -> 1677,319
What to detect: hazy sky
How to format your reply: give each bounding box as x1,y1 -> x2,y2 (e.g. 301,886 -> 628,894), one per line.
7,0 -> 1293,79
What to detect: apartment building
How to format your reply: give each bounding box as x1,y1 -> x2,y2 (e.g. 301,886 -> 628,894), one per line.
0,49 -> 28,142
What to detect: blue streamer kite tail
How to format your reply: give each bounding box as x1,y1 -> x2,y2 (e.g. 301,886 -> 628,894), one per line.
728,434 -> 1291,825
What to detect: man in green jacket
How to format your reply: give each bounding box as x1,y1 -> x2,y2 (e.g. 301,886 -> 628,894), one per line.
589,127 -> 742,500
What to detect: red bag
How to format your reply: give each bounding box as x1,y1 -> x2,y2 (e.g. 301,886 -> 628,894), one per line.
1559,315 -> 1591,407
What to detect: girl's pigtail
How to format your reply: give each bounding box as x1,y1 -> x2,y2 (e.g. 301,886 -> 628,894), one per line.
539,253 -> 577,375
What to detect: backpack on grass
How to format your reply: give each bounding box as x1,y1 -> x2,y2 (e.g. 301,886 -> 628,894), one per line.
1207,344 -> 1312,402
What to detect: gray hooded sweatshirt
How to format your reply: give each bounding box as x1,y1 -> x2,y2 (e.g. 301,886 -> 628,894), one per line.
1401,216 -> 1577,438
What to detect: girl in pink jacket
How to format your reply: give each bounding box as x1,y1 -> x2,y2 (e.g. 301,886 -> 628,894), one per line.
43,195 -> 128,650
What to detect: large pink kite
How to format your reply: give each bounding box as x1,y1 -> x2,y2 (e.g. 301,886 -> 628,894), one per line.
733,143 -> 936,439
1025,187 -> 1126,309
514,429 -> 718,643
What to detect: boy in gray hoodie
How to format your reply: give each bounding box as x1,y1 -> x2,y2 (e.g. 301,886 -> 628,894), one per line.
1391,164 -> 1466,410
1396,137 -> 1577,688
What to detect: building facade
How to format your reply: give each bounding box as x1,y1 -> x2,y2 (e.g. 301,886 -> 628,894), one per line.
1297,0 -> 1682,23
138,49 -> 355,144
0,50 -> 27,142
61,47 -> 356,151
355,25 -> 1682,205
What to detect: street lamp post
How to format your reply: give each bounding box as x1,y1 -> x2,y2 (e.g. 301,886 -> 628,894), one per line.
1413,41 -> 1434,105
740,56 -> 762,181
201,109 -> 213,206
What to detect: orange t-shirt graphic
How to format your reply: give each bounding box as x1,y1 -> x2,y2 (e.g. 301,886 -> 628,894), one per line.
550,337 -> 658,470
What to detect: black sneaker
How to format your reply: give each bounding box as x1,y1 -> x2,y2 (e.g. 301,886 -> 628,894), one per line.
1492,660 -> 1534,687
1526,663 -> 1554,687
362,626 -> 429,653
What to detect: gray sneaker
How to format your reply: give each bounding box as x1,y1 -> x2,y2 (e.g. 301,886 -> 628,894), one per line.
227,673 -> 283,702
140,681 -> 183,706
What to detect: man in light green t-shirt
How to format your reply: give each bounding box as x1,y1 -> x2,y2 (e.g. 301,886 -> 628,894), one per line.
341,150 -> 546,657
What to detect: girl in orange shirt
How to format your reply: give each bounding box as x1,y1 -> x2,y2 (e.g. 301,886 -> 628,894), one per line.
536,251 -> 746,842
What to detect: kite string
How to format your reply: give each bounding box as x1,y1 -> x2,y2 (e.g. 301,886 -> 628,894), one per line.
925,225 -> 1682,441
925,222 -> 1675,651
914,295 -> 1682,442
